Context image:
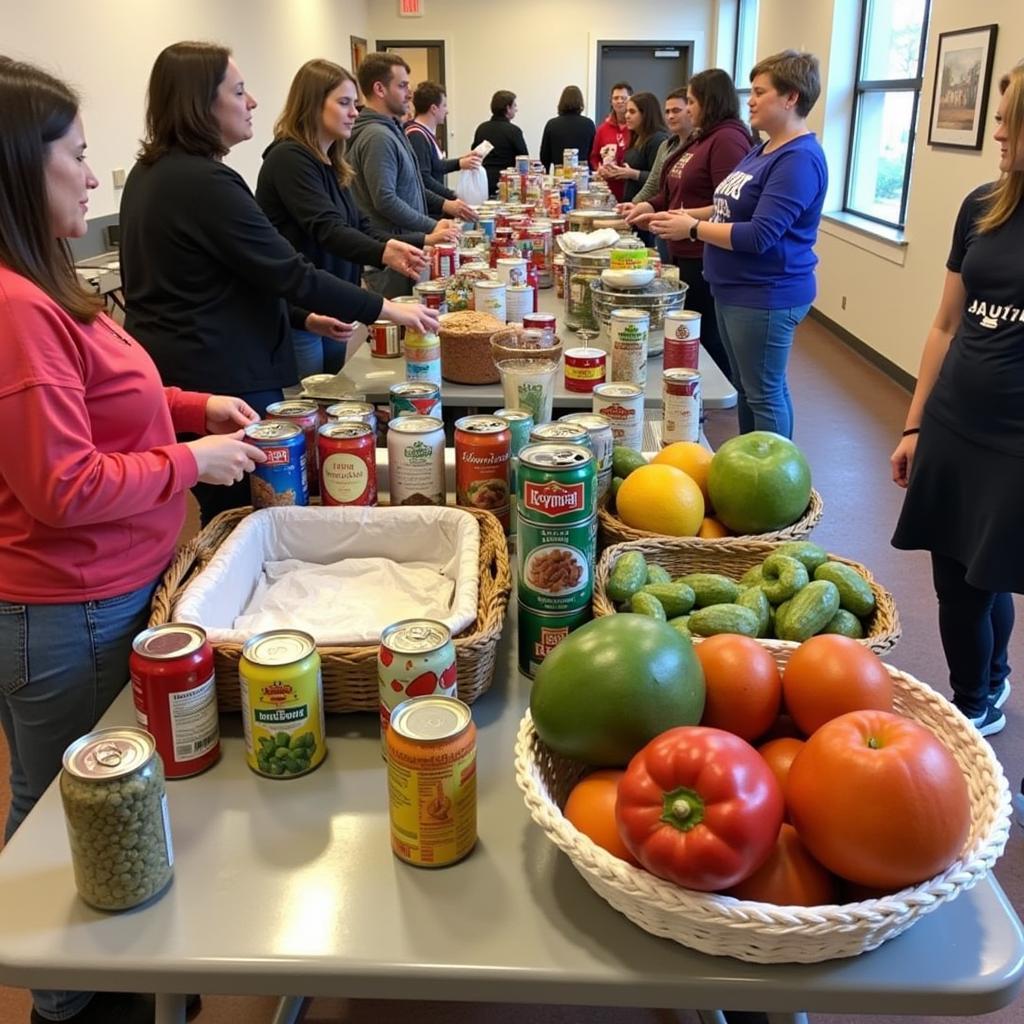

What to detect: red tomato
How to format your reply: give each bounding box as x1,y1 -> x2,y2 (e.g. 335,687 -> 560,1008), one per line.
564,770 -> 639,865
782,635 -> 892,735
787,710 -> 972,889
757,737 -> 805,821
615,726 -> 784,891
695,635 -> 782,741
726,824 -> 839,906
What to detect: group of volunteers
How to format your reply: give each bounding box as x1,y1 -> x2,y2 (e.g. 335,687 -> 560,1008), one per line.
0,28 -> 1023,1023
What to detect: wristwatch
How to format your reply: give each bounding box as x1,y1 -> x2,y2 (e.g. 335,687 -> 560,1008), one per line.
688,221 -> 700,242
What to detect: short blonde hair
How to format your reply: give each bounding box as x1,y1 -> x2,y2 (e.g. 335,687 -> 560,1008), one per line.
750,50 -> 821,118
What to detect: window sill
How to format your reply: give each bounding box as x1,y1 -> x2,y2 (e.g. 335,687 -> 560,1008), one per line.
819,212 -> 908,266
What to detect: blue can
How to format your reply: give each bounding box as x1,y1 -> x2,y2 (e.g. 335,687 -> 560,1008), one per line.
478,217 -> 496,241
559,180 -> 576,214
245,420 -> 309,508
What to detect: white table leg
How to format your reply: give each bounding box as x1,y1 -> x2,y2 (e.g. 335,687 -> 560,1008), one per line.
155,992 -> 186,1024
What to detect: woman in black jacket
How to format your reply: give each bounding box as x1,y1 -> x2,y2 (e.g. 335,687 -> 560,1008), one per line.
121,42 -> 438,523
257,59 -> 435,376
539,85 -> 596,172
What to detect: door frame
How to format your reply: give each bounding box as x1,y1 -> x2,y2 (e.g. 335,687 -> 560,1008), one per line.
593,39 -> 693,120
375,39 -> 447,90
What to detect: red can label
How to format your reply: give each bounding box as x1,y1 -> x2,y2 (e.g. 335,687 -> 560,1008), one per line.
318,423 -> 377,505
663,369 -> 702,445
432,244 -> 459,279
523,479 -> 586,517
455,416 -> 511,532
370,320 -> 401,358
130,624 -> 220,778
564,347 -> 607,393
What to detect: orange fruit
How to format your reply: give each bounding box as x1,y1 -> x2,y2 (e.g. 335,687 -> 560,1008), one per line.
615,464 -> 704,536
698,517 -> 730,538
651,442 -> 714,504
564,769 -> 639,865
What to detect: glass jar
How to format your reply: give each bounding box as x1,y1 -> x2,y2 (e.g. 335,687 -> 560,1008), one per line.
60,727 -> 174,911
564,248 -> 611,334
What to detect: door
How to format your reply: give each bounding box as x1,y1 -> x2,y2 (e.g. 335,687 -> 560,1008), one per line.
595,41 -> 692,117
377,39 -> 446,147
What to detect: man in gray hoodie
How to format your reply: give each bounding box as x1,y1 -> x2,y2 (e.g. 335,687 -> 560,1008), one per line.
349,53 -> 472,297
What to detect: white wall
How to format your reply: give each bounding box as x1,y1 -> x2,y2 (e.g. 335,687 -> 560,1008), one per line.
2,0 -> 370,219
367,0 -> 713,163
757,0 -> 1023,377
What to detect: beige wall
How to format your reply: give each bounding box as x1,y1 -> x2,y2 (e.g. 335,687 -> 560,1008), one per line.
367,0 -> 713,167
1,0 -> 370,219
757,0 -> 1023,377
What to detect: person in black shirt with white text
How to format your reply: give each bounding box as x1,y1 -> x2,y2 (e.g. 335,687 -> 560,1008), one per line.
404,81 -> 482,200
892,62 -> 1024,741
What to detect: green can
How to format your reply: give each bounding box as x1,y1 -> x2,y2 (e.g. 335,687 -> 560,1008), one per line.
495,408 -> 534,533
517,602 -> 592,679
516,442 -> 596,668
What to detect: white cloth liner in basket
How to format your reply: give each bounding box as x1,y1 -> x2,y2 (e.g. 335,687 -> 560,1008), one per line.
172,505 -> 479,646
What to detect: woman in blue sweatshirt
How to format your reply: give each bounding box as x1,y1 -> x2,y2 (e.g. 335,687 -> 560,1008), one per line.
652,51 -> 828,438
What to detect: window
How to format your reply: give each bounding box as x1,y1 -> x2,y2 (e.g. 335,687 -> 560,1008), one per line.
845,0 -> 930,229
733,0 -> 759,113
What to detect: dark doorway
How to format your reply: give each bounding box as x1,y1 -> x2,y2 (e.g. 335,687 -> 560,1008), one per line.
377,39 -> 447,147
595,41 -> 693,117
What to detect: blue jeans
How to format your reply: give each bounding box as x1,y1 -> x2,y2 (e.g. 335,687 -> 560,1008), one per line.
715,302 -> 810,437
292,328 -> 347,378
0,580 -> 158,1020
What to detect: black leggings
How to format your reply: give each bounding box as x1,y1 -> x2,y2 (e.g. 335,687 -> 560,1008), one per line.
931,552 -> 1014,717
673,257 -> 732,383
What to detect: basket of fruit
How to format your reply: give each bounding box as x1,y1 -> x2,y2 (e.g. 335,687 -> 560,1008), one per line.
593,538 -> 901,655
514,617 -> 1010,964
601,435 -> 823,548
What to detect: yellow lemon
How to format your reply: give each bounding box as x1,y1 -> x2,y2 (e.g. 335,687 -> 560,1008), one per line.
615,464 -> 704,536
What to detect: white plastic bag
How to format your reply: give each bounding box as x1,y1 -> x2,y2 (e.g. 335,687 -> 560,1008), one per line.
457,165 -> 489,205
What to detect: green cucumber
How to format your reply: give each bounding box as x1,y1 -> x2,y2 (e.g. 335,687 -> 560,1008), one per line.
736,585 -> 772,638
677,573 -> 741,608
760,554 -> 809,605
606,550 -> 648,603
688,603 -> 760,638
667,615 -> 692,638
813,562 -> 876,619
612,447 -> 648,478
640,582 -> 696,618
629,591 -> 666,620
775,580 -> 841,642
609,476 -> 624,509
740,564 -> 765,587
645,564 -> 672,586
821,608 -> 866,639
774,541 -> 829,574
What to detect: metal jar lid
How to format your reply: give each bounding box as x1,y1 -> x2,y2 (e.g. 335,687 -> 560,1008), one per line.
242,629 -> 316,667
559,412 -> 612,433
518,442 -> 593,471
387,415 -> 444,435
245,420 -> 303,443
266,400 -> 319,418
592,382 -> 644,399
325,401 -> 374,419
530,422 -> 589,444
455,415 -> 509,434
390,695 -> 471,743
494,408 -> 533,423
381,619 -> 452,655
318,422 -> 373,441
132,623 -> 207,660
389,382 -> 440,398
63,727 -> 156,781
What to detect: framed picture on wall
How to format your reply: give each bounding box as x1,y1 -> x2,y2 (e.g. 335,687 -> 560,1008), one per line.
350,35 -> 368,73
927,24 -> 999,149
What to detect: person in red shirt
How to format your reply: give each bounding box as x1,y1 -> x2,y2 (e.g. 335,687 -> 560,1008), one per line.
0,56 -> 261,1024
590,81 -> 633,202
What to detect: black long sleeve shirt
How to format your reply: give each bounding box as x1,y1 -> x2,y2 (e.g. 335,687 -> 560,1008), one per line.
538,114 -> 596,172
471,116 -> 529,197
404,121 -> 459,200
120,149 -> 383,393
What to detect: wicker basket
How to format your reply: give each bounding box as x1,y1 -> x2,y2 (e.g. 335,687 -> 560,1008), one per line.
593,537 -> 901,655
598,488 -> 824,549
514,658 -> 1010,964
149,506 -> 511,712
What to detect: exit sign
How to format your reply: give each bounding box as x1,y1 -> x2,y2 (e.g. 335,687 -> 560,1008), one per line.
399,0 -> 422,15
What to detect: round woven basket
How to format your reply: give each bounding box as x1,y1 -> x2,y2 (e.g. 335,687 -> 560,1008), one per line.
598,488 -> 824,549
514,661 -> 1010,963
592,537 -> 901,655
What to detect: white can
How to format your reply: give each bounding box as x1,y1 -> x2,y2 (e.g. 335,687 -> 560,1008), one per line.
592,382 -> 644,452
609,309 -> 650,386
386,415 -> 446,506
662,369 -> 702,445
473,280 -> 507,322
506,284 -> 534,324
496,257 -> 529,288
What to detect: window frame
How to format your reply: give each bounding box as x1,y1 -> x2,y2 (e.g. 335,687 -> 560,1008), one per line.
732,0 -> 758,112
843,0 -> 931,230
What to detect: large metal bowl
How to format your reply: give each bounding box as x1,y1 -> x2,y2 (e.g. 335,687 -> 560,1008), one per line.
589,277 -> 688,355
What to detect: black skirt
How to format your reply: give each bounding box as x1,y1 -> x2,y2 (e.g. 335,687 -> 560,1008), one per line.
892,412 -> 1024,593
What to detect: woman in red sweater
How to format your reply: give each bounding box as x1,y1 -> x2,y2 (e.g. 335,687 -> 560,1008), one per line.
0,57 -> 260,1024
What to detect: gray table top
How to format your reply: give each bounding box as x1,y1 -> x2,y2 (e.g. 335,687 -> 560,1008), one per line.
334,286 -> 737,411
0,597 -> 1020,1013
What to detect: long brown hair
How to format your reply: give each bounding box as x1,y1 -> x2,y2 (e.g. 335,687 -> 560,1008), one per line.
0,57 -> 102,321
978,63 -> 1024,234
274,59 -> 355,188
138,41 -> 230,165
628,92 -> 667,149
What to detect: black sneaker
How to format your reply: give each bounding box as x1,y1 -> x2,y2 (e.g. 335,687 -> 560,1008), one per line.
989,678 -> 1011,709
968,703 -> 1006,737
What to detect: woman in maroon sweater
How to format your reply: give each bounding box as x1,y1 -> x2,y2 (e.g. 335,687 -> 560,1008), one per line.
624,69 -> 751,379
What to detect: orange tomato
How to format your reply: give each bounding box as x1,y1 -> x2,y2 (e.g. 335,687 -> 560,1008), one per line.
563,770 -> 639,865
726,824 -> 839,905
760,714 -> 804,741
781,635 -> 892,735
698,517 -> 731,539
695,635 -> 782,741
787,710 -> 972,889
758,737 -> 805,820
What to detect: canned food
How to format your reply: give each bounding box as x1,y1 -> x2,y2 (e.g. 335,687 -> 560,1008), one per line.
564,346 -> 606,392
130,624 -> 219,779
610,237 -> 649,270
662,368 -> 702,445
559,412 -> 614,501
432,243 -> 459,279
473,280 -> 507,322
378,620 -> 457,754
553,253 -> 566,300
61,728 -> 173,910
609,308 -> 650,385
592,382 -> 645,451
529,421 -> 592,450
239,630 -> 325,778
266,399 -> 320,498
245,420 -> 308,508
369,319 -> 402,359
522,312 -> 557,334
387,414 -> 446,506
496,257 -> 528,288
517,602 -> 592,679
455,415 -> 511,531
663,310 -> 702,371
325,401 -> 377,435
387,695 -> 477,867
494,407 -> 534,455
562,148 -> 579,170
478,217 -> 496,241
515,155 -> 531,174
389,381 -> 442,421
413,281 -> 449,313
559,179 -> 576,213
404,330 -> 442,386
318,422 -> 377,505
505,284 -> 533,324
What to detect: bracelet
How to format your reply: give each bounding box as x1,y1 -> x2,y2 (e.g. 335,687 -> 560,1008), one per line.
902,427 -> 920,436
